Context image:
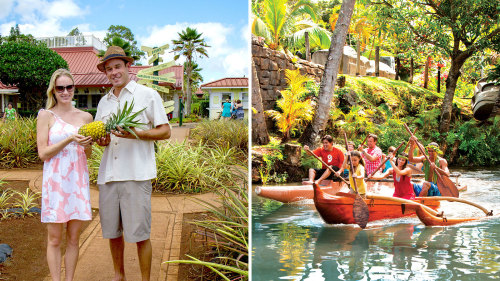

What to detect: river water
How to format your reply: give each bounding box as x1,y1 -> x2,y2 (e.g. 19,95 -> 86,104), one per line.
252,168 -> 500,280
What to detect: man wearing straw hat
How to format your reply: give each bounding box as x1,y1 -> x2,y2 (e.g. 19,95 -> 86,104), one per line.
95,46 -> 171,281
408,138 -> 449,197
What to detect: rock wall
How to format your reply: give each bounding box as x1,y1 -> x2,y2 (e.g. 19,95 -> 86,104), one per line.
252,36 -> 324,111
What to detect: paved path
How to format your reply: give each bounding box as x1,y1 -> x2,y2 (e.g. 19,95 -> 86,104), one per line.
0,122 -> 219,280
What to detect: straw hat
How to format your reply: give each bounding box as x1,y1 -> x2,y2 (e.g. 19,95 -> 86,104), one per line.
97,46 -> 134,72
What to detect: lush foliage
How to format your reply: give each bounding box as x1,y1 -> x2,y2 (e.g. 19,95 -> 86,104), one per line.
164,172 -> 248,280
189,119 -> 248,155
445,117 -> 500,166
0,41 -> 68,110
0,117 -> 40,168
266,69 -> 314,142
252,0 -> 331,51
89,140 -> 244,193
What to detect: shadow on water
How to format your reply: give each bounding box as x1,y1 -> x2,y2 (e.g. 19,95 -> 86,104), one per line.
252,168 -> 500,281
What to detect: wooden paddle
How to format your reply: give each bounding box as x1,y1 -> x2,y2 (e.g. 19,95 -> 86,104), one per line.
403,124 -> 459,198
360,134 -> 369,147
344,132 -> 370,229
305,148 -> 350,186
366,141 -> 405,178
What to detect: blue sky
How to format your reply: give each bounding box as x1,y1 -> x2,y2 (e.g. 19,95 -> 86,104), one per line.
0,0 -> 250,82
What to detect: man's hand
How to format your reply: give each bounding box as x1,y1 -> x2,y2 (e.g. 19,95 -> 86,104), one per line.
112,126 -> 140,139
96,134 -> 111,146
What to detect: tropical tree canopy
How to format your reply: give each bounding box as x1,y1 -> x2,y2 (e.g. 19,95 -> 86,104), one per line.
252,0 -> 331,51
372,0 -> 500,133
0,41 -> 68,110
103,25 -> 144,61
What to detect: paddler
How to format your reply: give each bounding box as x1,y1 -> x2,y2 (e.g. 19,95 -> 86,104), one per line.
408,137 -> 449,197
370,152 -> 416,199
303,135 -> 344,185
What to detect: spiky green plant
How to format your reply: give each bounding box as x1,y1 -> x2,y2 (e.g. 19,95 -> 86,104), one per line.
14,188 -> 40,218
189,119 -> 248,155
164,173 -> 248,280
0,117 -> 39,168
0,187 -> 14,209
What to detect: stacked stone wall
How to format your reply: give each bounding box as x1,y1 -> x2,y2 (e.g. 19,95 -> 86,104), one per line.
252,36 -> 324,111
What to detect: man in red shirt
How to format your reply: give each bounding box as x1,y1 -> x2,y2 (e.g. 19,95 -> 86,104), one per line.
303,135 -> 344,184
358,134 -> 382,176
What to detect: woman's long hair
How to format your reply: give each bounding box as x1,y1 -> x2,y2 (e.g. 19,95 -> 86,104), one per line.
46,69 -> 74,109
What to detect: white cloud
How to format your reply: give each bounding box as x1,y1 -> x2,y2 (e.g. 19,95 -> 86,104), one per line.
0,0 -> 15,19
138,21 -> 249,81
223,49 -> 249,77
46,0 -> 83,19
0,21 -> 16,35
2,0 -> 87,37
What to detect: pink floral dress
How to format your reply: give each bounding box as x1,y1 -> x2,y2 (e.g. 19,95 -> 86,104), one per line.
41,110 -> 91,223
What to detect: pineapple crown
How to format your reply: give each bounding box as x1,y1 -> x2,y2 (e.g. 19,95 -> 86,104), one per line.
107,99 -> 147,139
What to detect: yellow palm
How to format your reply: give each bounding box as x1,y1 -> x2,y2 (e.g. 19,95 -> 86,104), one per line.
266,69 -> 314,142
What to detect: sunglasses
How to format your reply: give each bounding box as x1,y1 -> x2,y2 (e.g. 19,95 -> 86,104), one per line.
55,85 -> 74,92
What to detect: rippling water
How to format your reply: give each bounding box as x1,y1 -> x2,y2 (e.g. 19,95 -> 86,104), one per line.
252,168 -> 500,280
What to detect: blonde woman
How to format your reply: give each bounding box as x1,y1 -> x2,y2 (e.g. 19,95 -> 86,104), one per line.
36,68 -> 93,281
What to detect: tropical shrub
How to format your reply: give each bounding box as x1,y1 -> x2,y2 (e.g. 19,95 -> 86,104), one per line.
154,141 -> 243,193
164,173 -> 248,280
266,69 -> 314,142
446,117 -> 500,166
190,119 -> 248,155
0,117 -> 40,168
14,188 -> 40,218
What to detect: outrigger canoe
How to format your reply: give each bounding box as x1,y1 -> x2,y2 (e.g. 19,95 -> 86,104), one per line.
414,197 -> 495,226
256,176 -> 466,204
312,184 -> 441,225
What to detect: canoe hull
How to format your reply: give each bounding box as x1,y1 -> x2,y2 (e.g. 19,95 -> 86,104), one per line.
313,188 -> 440,225
415,205 -> 479,226
256,180 -> 395,203
255,182 -> 343,203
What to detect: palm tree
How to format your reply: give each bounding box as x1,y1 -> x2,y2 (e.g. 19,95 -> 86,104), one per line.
252,0 -> 331,51
266,69 -> 314,143
97,36 -> 142,61
172,27 -> 210,115
183,61 -> 204,93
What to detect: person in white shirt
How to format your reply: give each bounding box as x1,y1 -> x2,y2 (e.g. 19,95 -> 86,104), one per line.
95,46 -> 171,281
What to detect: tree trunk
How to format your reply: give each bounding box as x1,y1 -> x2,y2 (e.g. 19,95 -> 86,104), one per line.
305,32 -> 310,61
423,56 -> 430,88
356,40 -> 360,76
185,66 -> 192,116
299,0 -> 356,148
375,46 -> 379,77
395,56 -> 400,80
439,57 -> 467,133
409,57 -> 414,83
251,59 -> 270,145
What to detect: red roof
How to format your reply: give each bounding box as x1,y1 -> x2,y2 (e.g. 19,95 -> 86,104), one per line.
52,47 -> 183,89
0,81 -> 18,92
201,77 -> 248,88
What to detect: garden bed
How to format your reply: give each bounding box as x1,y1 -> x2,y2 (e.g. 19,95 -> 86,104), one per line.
0,180 -> 98,280
178,212 -> 218,281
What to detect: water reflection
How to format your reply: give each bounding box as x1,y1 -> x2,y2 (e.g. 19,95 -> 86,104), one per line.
253,168 -> 500,280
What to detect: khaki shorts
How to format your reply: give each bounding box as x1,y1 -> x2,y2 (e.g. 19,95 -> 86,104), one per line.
98,180 -> 152,243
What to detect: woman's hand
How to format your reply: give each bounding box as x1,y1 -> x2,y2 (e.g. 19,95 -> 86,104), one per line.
73,134 -> 93,147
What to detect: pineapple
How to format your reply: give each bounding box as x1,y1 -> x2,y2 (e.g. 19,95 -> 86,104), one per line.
79,100 -> 146,140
